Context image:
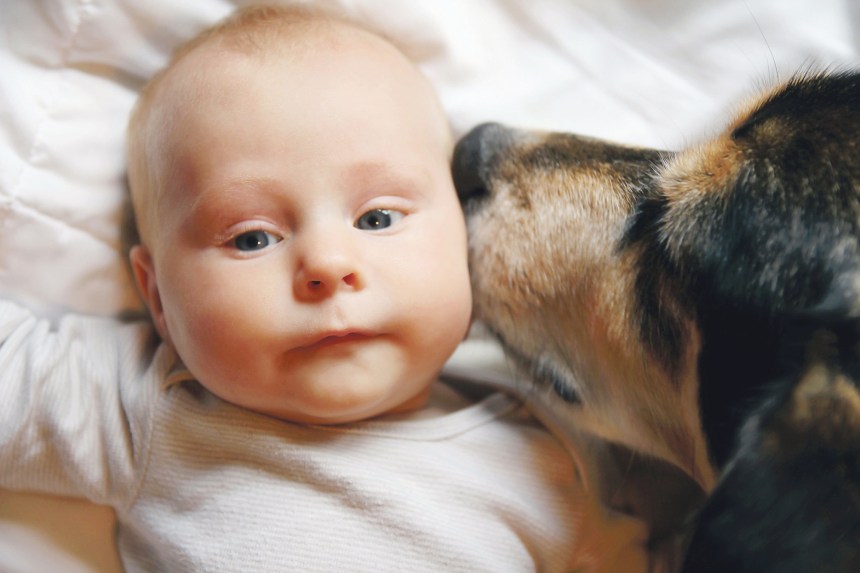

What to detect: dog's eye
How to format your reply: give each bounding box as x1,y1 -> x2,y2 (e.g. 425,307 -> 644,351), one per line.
533,361 -> 579,403
551,377 -> 579,403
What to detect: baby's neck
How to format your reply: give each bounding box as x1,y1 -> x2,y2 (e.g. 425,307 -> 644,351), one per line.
379,380 -> 476,422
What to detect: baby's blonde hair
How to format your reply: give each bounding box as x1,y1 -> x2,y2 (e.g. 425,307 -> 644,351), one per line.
126,4 -> 359,247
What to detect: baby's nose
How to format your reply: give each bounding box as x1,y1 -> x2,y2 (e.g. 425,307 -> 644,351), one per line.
293,234 -> 363,300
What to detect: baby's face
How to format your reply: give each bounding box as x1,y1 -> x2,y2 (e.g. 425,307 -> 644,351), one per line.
136,30 -> 472,423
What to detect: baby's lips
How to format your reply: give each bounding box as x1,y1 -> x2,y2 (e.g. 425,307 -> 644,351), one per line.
296,330 -> 375,352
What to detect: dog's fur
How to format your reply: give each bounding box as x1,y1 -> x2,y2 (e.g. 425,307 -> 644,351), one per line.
453,71 -> 860,572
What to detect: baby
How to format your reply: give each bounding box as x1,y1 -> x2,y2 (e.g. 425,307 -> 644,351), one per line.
0,4 -> 647,571
125,3 -> 472,427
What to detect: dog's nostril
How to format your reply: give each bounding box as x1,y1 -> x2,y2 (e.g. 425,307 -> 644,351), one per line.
462,184 -> 490,205
452,122 -> 509,205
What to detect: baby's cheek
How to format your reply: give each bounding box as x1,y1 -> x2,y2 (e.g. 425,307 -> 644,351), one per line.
162,290 -> 235,369
409,268 -> 472,360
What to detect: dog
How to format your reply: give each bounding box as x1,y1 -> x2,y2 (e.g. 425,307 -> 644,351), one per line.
453,71 -> 860,572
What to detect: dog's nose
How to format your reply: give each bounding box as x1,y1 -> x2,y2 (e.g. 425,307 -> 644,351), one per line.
452,122 -> 512,205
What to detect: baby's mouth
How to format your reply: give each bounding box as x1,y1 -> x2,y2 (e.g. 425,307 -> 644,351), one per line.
298,332 -> 371,352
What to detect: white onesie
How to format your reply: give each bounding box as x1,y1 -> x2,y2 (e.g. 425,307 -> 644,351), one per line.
0,300 -> 648,572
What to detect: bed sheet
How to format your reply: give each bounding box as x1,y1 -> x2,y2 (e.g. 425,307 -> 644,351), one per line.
1,0 -> 858,571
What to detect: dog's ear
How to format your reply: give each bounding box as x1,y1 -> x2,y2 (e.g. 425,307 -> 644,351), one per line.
652,72 -> 860,319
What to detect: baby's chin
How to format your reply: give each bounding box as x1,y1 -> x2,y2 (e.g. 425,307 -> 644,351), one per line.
214,376 -> 434,426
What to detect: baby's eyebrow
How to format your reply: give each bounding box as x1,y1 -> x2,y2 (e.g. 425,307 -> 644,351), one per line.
188,177 -> 282,212
344,161 -> 401,182
341,161 -> 432,193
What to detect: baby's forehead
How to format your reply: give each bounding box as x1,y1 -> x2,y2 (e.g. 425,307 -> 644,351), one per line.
157,20 -> 416,110
137,16 -> 452,189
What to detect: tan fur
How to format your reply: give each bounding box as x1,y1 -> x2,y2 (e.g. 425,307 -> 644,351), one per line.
762,338 -> 860,461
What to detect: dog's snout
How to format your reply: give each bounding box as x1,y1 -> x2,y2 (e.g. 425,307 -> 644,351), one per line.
452,122 -> 513,205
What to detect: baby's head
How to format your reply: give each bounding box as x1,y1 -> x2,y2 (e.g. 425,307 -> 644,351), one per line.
126,5 -> 472,424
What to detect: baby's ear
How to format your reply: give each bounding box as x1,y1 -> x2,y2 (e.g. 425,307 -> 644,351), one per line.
129,245 -> 170,342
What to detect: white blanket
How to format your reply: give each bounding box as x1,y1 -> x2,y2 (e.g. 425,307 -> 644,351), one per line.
1,1 -> 857,570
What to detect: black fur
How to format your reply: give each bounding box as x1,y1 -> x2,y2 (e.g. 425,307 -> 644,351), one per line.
683,320 -> 860,572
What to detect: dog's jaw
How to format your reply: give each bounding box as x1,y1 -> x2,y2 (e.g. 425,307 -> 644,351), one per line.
474,237 -> 715,490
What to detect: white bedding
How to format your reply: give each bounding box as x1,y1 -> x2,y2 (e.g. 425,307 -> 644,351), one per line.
1,0 -> 857,570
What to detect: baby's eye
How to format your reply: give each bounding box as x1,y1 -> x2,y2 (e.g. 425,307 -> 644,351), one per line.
354,209 -> 404,231
232,230 -> 282,252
